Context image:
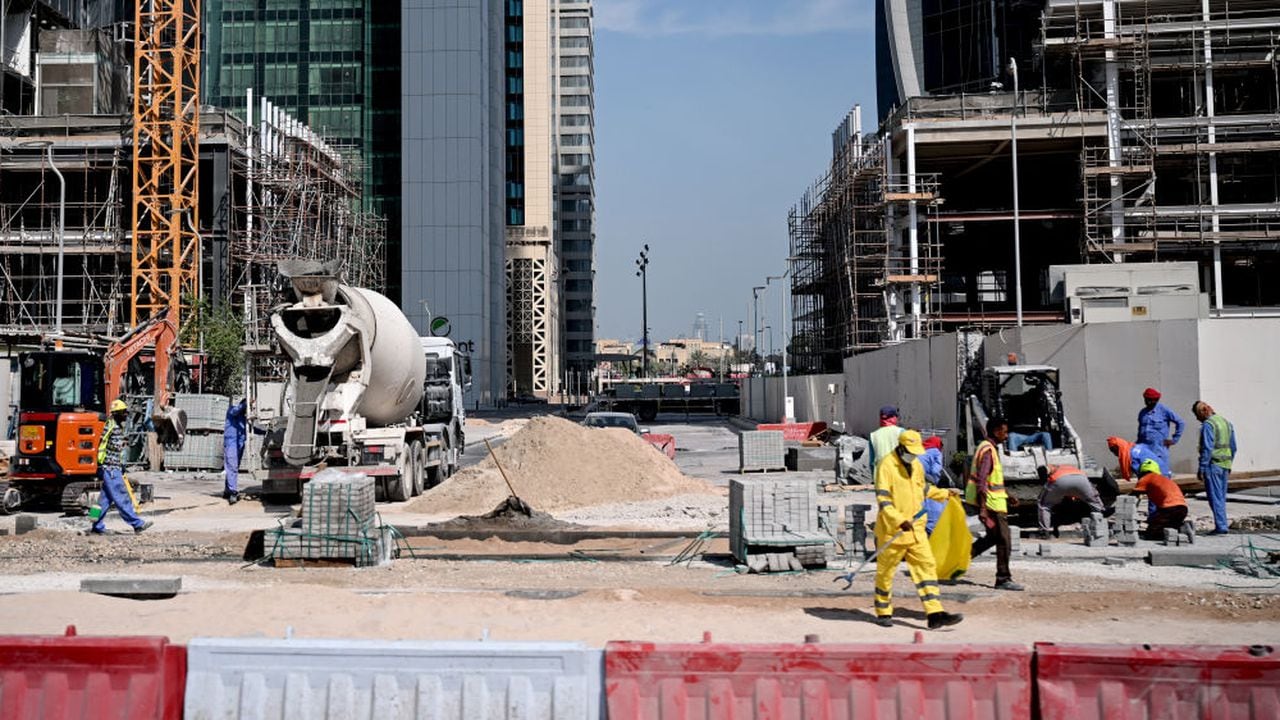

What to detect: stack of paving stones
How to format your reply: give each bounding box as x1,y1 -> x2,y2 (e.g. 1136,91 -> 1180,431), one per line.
729,477 -> 834,572
271,474 -> 390,566
785,445 -> 836,472
1112,496 -> 1140,546
1082,511 -> 1111,547
844,503 -> 870,559
739,431 -> 786,472
165,393 -> 229,471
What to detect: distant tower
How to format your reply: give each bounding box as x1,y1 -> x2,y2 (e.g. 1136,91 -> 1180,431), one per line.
692,312 -> 708,341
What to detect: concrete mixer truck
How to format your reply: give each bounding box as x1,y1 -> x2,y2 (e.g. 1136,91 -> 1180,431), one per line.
259,261 -> 467,501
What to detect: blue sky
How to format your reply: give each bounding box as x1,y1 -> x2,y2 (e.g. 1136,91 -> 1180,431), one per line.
592,0 -> 876,346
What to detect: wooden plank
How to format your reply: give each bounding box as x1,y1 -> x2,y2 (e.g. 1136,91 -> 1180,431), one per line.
884,274 -> 939,284
1083,164 -> 1153,176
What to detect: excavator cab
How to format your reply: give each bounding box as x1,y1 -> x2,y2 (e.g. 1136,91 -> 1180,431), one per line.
6,352 -> 106,514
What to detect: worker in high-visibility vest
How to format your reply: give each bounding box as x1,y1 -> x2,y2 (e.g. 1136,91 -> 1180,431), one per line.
872,429 -> 964,630
965,416 -> 1023,591
91,400 -> 153,535
867,405 -> 903,473
1035,463 -> 1105,538
1193,401 -> 1237,535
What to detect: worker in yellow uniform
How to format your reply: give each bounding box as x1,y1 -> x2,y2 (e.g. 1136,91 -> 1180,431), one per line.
873,429 -> 964,630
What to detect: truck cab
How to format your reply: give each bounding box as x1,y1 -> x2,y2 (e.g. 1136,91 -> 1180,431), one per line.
964,365 -> 1109,506
419,336 -> 471,484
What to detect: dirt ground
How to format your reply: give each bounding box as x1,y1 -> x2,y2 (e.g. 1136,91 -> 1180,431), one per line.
3,415 -> 1280,646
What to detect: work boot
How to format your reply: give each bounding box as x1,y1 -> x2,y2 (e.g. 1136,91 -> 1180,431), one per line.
927,612 -> 964,630
995,579 -> 1025,591
873,616 -> 894,628
134,520 -> 154,534
228,492 -> 240,505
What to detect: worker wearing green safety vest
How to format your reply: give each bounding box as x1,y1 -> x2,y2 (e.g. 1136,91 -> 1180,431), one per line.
965,416 -> 1022,591
90,400 -> 152,535
1193,401 -> 1237,535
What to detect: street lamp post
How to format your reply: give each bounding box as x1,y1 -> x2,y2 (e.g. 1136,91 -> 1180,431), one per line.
1009,57 -> 1024,327
767,266 -> 794,422
635,244 -> 650,377
752,285 -> 765,375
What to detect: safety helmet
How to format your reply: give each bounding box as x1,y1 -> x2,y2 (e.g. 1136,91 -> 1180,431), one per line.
1138,458 -> 1161,475
110,399 -> 128,413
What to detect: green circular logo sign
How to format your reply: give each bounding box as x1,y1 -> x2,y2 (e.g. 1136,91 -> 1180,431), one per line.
430,316 -> 451,337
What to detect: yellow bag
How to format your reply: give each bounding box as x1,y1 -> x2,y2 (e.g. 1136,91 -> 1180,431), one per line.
929,497 -> 973,581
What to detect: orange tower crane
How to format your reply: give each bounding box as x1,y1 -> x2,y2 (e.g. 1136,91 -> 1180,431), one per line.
131,0 -> 201,327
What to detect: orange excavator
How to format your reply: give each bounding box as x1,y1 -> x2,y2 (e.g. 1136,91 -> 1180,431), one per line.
5,313 -> 188,514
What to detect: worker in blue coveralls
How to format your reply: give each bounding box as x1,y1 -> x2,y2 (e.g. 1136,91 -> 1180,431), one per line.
91,399 -> 153,534
1193,400 -> 1237,535
919,435 -> 947,535
223,397 -> 247,505
1137,387 -> 1184,473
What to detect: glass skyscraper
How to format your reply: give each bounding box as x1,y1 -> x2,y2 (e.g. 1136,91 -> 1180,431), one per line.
203,0 -> 402,295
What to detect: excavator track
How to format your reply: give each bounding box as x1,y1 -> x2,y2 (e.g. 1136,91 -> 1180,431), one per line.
60,481 -> 98,516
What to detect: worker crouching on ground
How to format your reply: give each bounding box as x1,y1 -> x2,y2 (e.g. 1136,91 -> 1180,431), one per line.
1035,463 -> 1105,540
873,429 -> 964,630
967,417 -> 1024,591
1193,401 -> 1237,535
91,400 -> 153,535
1133,459 -> 1193,541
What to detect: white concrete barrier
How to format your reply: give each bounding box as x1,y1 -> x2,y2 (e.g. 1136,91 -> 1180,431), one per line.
184,638 -> 603,720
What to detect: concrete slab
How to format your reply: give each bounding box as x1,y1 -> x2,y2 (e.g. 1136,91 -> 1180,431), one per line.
1147,549 -> 1233,568
15,515 -> 36,534
80,576 -> 182,600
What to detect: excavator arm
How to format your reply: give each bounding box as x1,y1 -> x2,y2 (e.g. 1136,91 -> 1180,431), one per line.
103,311 -> 187,447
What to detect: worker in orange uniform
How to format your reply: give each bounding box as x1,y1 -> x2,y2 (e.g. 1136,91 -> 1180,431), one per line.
1134,458 -> 1193,541
873,429 -> 964,630
967,416 -> 1024,591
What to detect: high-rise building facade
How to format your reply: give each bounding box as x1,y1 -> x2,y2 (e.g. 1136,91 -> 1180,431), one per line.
401,0 -> 508,405
504,0 -> 560,398
203,0 -> 402,295
552,0 -> 596,378
503,0 -> 595,397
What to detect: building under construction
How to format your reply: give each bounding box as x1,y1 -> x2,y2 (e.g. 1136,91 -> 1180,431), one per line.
0,20 -> 384,346
791,0 -> 1280,373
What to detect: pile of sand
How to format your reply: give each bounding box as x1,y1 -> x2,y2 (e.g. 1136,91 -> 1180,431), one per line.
407,416 -> 714,516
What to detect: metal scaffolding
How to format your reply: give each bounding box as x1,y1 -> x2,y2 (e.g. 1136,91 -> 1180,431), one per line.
789,109 -> 944,372
1043,0 -> 1280,306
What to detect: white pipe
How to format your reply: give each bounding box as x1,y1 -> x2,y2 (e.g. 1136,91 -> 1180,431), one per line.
246,88 -> 254,257
48,145 -> 66,336
1011,59 -> 1023,327
853,104 -> 863,160
883,132 -> 899,341
906,123 -> 920,337
1103,0 -> 1125,249
1203,0 -> 1223,310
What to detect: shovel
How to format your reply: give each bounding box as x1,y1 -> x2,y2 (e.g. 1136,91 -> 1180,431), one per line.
834,508 -> 927,591
484,438 -> 532,516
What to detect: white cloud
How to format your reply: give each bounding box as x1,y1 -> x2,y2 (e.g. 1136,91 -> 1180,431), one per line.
594,0 -> 870,37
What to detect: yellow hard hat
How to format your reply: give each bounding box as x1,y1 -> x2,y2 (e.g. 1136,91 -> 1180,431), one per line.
110,399 -> 128,413
898,429 -> 926,455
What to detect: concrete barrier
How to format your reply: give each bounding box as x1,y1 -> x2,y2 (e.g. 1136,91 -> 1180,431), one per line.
184,638 -> 603,719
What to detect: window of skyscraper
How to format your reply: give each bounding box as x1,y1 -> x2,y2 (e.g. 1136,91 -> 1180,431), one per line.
560,17 -> 589,29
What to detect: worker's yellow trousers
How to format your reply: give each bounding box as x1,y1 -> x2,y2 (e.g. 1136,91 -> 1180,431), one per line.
874,538 -> 944,617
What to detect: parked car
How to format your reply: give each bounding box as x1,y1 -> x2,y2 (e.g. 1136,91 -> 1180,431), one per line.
582,411 -> 648,436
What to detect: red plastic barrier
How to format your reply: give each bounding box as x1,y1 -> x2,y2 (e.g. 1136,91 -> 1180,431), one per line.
756,422 -> 828,442
1036,642 -> 1280,720
0,626 -> 185,720
606,639 -> 1032,719
643,433 -> 677,460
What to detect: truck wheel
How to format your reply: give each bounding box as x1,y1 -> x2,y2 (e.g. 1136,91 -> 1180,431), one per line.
409,441 -> 425,497
425,446 -> 445,488
387,452 -> 413,502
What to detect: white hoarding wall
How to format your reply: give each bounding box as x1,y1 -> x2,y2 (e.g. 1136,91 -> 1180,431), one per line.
740,373 -> 845,427
841,334 -> 961,459
1196,319 -> 1280,474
